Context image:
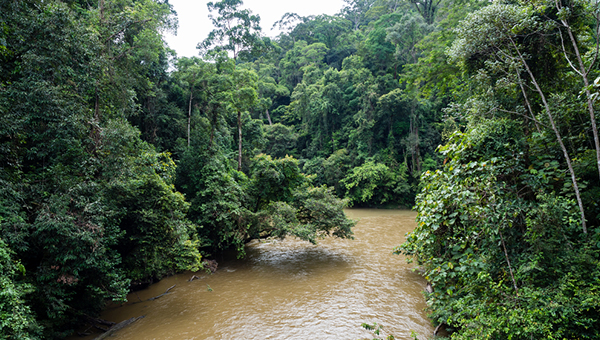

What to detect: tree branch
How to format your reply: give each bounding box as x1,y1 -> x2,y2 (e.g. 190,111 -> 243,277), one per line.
557,28 -> 583,76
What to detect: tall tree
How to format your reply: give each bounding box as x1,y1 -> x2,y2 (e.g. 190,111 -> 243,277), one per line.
197,0 -> 261,60
342,0 -> 377,30
198,0 -> 262,171
173,57 -> 210,146
230,68 -> 259,171
386,13 -> 433,175
409,0 -> 442,24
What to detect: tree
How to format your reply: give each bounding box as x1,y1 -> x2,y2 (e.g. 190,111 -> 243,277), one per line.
198,0 -> 262,60
93,0 -> 177,123
247,61 -> 289,126
247,155 -> 355,244
283,15 -> 356,69
409,0 -> 442,25
230,68 -> 259,171
386,13 -> 432,65
397,1 -> 600,337
554,0 -> 600,181
197,1 -> 262,172
102,120 -> 203,281
177,146 -> 250,254
262,123 -> 298,158
358,13 -> 401,76
341,160 -> 410,206
342,0 -> 377,30
174,57 -> 203,147
448,3 -> 590,232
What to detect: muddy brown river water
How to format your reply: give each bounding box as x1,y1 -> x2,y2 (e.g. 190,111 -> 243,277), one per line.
79,209 -> 434,339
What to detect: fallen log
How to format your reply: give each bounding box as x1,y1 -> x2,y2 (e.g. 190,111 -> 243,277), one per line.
189,275 -> 201,282
129,284 -> 177,305
433,323 -> 444,336
92,316 -> 145,340
148,284 -> 176,301
92,325 -> 109,333
91,318 -> 115,327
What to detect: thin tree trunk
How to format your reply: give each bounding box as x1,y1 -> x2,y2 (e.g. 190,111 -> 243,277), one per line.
96,0 -> 104,122
516,71 -> 541,133
95,89 -> 100,122
91,0 -> 105,149
99,0 -> 104,22
188,91 -> 193,147
409,100 -> 420,175
409,117 -> 415,174
499,229 -> 519,296
265,109 -> 272,125
510,38 -> 587,233
415,115 -> 421,174
238,110 -> 242,172
556,4 -> 600,181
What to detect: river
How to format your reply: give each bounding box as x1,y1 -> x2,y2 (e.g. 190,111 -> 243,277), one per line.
79,209 -> 433,339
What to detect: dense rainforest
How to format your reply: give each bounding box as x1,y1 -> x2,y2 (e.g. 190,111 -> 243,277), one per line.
1,0 -> 599,338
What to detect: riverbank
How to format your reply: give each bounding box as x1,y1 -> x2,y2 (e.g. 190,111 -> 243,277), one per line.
68,209 -> 434,340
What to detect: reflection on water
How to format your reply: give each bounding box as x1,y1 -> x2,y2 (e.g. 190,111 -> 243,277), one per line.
77,209 -> 433,340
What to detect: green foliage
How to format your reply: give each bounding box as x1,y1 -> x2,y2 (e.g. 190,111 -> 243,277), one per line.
254,184 -> 355,244
386,12 -> 432,65
0,0 -> 202,337
14,0 -> 600,337
282,14 -> 356,69
244,154 -> 356,245
178,146 -> 356,254
176,139 -> 250,254
248,154 -> 308,211
304,149 -> 354,197
262,123 -> 298,158
396,1 -> 600,337
103,123 -> 202,280
341,160 -> 410,206
399,116 -> 600,338
358,13 -> 399,76
0,239 -> 41,339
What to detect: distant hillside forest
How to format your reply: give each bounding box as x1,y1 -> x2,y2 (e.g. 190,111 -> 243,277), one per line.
2,0 -> 600,338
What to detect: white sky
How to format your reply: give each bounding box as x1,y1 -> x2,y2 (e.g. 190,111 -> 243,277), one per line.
164,0 -> 346,58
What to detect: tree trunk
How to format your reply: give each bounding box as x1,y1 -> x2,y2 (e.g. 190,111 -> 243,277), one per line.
94,89 -> 100,122
188,91 -> 192,147
409,117 -> 416,175
409,100 -> 420,175
99,0 -> 104,22
510,38 -> 587,233
415,118 -> 421,174
238,110 -> 242,172
265,109 -> 272,125
499,229 -> 518,296
556,4 -> 600,182
516,70 -> 541,133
